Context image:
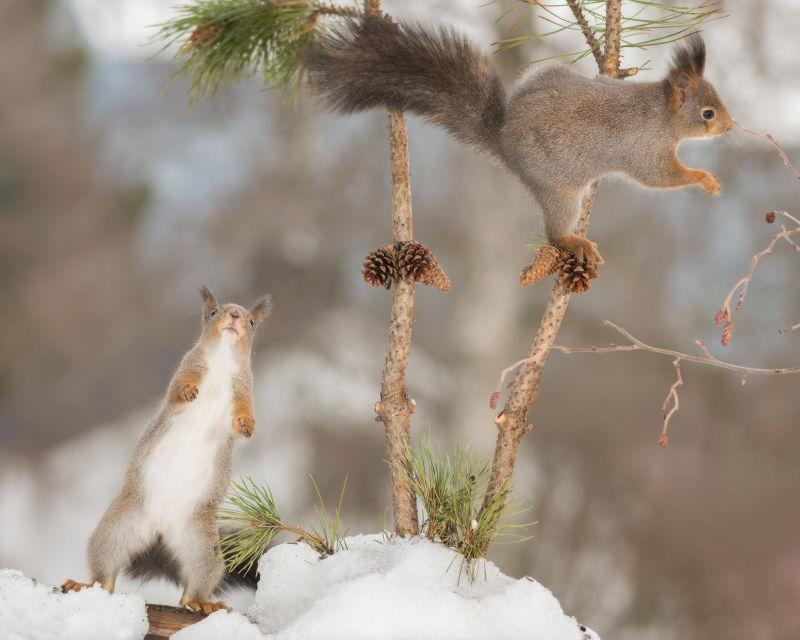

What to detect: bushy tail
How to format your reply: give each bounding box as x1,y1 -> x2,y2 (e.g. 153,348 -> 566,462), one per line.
305,17 -> 506,154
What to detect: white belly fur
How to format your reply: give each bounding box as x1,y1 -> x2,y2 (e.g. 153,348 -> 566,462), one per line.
142,337 -> 239,534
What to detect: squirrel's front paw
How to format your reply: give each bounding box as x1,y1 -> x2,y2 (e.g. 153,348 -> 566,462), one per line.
698,171 -> 721,196
177,383 -> 199,403
233,414 -> 255,438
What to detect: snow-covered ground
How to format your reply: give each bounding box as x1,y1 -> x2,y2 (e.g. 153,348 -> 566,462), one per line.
0,570 -> 148,640
1,536 -> 597,640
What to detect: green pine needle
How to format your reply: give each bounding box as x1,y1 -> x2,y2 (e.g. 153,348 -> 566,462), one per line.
492,0 -> 726,68
156,0 -> 323,102
399,435 -> 533,579
218,475 -> 349,575
219,477 -> 283,574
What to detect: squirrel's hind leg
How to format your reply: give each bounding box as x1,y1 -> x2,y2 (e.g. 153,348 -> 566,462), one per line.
534,182 -> 604,269
77,494 -> 152,594
172,512 -> 228,613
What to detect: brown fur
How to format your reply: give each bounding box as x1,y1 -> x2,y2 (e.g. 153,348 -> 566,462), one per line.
62,287 -> 272,612
307,21 -> 733,269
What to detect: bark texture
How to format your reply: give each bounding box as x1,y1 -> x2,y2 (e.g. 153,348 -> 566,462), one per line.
144,604 -> 206,640
366,1 -> 419,536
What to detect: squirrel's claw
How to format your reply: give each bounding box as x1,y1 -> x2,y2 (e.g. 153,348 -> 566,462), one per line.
178,383 -> 199,403
234,414 -> 255,438
181,598 -> 229,614
554,235 -> 604,270
61,579 -> 92,593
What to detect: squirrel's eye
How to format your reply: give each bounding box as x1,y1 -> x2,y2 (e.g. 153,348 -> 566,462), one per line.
249,318 -> 255,327
209,308 -> 218,317
702,109 -> 715,120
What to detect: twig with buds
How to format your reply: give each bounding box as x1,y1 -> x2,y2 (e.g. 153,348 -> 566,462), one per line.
492,321 -> 800,445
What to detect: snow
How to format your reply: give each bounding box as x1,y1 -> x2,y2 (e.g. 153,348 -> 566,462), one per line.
1,536 -> 598,640
172,611 -> 265,640
0,570 -> 148,640
248,535 -> 597,640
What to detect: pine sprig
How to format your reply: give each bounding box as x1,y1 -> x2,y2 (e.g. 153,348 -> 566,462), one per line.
156,0 -> 358,102
399,436 -> 533,578
219,476 -> 348,575
493,0 -> 725,69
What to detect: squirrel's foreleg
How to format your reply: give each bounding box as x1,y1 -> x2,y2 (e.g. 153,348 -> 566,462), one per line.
629,154 -> 721,196
231,375 -> 255,438
169,366 -> 204,404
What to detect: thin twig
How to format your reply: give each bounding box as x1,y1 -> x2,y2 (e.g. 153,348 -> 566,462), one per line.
549,321 -> 800,444
566,0 -> 603,68
554,320 -> 800,376
734,119 -> 800,182
716,221 -> 800,345
659,358 -> 683,447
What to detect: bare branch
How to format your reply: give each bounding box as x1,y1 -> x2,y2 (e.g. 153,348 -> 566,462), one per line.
602,0 -> 622,76
566,0 -> 603,68
734,119 -> 800,182
365,0 -> 419,536
716,221 -> 800,346
547,321 -> 800,444
659,358 -> 683,447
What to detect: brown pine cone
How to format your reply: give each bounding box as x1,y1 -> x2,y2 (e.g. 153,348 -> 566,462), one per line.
395,241 -> 435,282
180,23 -> 223,54
362,244 -> 398,289
557,253 -> 598,294
520,245 -> 563,287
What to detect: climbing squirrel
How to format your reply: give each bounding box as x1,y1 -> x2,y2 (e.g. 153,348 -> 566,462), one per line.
306,18 -> 733,269
62,286 -> 272,614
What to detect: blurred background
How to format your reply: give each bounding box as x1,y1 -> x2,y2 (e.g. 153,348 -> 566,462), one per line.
1,0 -> 798,638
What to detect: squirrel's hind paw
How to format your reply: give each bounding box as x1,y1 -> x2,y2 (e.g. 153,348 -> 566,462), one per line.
553,235 -> 604,270
181,599 -> 229,614
61,579 -> 94,593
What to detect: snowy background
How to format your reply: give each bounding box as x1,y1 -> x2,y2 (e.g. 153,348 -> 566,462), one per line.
1,1 -> 799,638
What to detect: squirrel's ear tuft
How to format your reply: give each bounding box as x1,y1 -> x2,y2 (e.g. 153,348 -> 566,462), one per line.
200,285 -> 218,312
250,294 -> 273,327
668,33 -> 705,100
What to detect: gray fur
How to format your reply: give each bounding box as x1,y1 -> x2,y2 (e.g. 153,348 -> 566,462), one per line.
306,19 -> 731,254
72,287 -> 269,604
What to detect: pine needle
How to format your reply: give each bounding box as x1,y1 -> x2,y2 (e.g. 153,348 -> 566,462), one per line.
398,435 -> 534,580
491,0 -> 726,66
155,0 -> 325,101
218,475 -> 349,574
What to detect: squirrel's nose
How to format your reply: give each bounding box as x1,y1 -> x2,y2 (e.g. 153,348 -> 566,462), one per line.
229,310 -> 240,319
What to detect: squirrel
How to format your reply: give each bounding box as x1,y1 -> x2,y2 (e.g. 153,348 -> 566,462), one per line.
305,17 -> 733,269
62,286 -> 272,614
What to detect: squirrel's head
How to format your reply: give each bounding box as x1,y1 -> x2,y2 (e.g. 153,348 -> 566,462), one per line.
666,34 -> 732,139
199,285 -> 272,348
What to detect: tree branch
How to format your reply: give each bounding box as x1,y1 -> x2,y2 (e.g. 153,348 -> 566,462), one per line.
566,0 -> 602,69
366,0 -> 419,536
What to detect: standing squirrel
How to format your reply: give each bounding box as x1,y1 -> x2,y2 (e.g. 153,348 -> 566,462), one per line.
306,18 -> 733,269
62,286 -> 272,613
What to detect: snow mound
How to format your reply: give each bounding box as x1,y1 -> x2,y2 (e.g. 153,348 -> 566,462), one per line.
0,570 -> 148,640
250,535 -> 598,640
172,610 -> 264,640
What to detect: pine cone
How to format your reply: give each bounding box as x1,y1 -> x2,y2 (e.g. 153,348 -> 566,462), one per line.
418,262 -> 452,292
362,244 -> 398,289
180,23 -> 223,54
395,241 -> 434,282
557,253 -> 598,294
520,245 -> 563,287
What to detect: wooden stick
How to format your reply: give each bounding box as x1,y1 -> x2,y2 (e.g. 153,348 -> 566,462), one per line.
365,0 -> 419,536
